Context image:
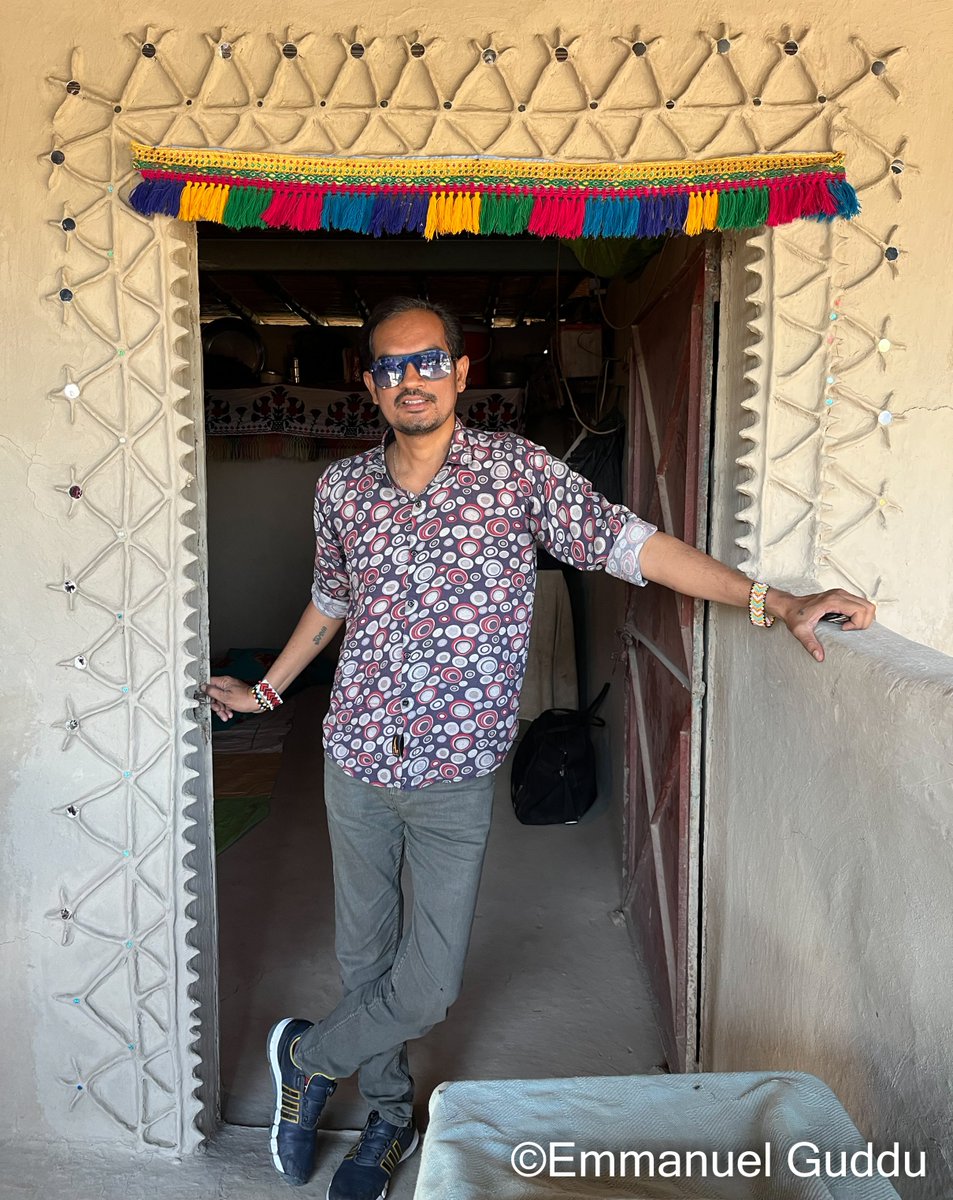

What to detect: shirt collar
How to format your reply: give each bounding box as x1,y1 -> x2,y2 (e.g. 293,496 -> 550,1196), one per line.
368,415 -> 476,476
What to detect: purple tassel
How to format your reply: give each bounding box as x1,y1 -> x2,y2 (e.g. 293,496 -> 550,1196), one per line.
407,192 -> 430,233
383,194 -> 410,234
128,179 -> 156,213
637,193 -> 666,238
154,179 -> 186,216
129,177 -> 184,216
369,195 -> 389,237
666,193 -> 690,233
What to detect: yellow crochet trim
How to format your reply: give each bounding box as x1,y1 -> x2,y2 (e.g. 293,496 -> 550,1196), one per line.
130,141 -> 844,185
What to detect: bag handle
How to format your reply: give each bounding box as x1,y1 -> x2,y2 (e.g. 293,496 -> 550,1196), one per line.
584,681 -> 610,722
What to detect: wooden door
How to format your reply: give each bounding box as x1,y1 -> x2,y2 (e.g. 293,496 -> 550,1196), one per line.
622,246 -> 717,1072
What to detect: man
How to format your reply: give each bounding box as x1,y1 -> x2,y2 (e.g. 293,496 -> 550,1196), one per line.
202,297 -> 875,1198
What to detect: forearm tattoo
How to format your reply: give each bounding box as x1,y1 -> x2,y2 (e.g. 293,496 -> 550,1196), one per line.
313,626 -> 329,648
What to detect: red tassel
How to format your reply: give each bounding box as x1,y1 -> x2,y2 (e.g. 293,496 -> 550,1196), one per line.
810,176 -> 838,217
261,187 -> 298,228
528,196 -> 555,236
528,194 -> 586,238
767,182 -> 797,226
554,196 -> 586,238
291,188 -> 324,231
768,176 -> 840,226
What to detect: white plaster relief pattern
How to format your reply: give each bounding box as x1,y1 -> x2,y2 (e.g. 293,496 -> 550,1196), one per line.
733,41 -> 906,598
45,26 -> 904,1149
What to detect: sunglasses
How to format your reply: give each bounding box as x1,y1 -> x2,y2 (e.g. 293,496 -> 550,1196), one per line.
368,348 -> 455,390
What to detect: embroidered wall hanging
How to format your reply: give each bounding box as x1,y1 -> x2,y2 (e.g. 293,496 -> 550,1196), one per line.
204,386 -> 525,461
128,143 -> 860,239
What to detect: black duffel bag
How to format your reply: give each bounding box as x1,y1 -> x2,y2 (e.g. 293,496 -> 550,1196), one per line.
510,683 -> 610,825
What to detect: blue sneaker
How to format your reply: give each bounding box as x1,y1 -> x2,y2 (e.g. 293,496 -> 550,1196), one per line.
327,1110 -> 419,1200
267,1017 -> 337,1187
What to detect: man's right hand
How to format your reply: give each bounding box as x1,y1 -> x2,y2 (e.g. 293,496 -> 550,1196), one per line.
201,675 -> 262,721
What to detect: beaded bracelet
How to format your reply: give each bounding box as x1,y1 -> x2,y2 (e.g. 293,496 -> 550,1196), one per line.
252,677 -> 284,712
748,581 -> 775,628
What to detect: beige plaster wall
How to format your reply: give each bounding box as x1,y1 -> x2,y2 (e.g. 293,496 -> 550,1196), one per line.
702,612 -> 953,1197
704,230 -> 953,1197
2,0 -> 952,1159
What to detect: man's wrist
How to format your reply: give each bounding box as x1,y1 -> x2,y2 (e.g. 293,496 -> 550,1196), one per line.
764,587 -> 794,623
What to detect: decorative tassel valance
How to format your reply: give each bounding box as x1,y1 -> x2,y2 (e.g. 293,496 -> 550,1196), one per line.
128,142 -> 860,240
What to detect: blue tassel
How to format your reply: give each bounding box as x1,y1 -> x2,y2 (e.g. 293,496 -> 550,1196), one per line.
340,192 -> 361,230
331,191 -> 352,230
383,195 -> 410,234
581,196 -> 604,238
612,198 -> 628,237
407,193 -> 430,234
595,198 -> 614,237
160,179 -> 187,215
369,195 -> 389,237
321,192 -> 343,230
667,193 -> 690,233
128,179 -> 156,214
328,191 -> 375,233
619,197 -> 641,237
339,192 -> 363,231
354,193 -> 376,234
637,194 -> 665,238
828,178 -> 861,219
129,178 -> 184,216
605,198 -> 625,238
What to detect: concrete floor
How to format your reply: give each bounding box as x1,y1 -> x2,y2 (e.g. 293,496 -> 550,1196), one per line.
217,686 -> 665,1134
0,685 -> 665,1200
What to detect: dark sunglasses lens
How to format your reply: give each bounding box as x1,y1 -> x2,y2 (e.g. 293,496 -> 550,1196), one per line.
417,350 -> 452,379
370,350 -> 453,388
371,359 -> 404,388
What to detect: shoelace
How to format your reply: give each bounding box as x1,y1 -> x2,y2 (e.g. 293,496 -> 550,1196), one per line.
351,1112 -> 405,1166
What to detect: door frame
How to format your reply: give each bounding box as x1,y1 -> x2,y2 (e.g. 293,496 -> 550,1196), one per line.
620,242 -> 720,1072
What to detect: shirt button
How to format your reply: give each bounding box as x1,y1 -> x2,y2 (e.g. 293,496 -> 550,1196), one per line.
405,599 -> 417,613
402,698 -> 411,708
412,500 -> 425,514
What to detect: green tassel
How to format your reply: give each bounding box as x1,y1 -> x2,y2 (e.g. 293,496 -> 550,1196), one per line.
222,185 -> 273,229
716,189 -> 739,229
747,186 -> 770,227
479,193 -> 503,234
480,193 -> 533,235
742,186 -> 769,228
717,186 -> 769,230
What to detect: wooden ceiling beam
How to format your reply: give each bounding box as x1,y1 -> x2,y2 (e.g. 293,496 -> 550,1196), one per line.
200,272 -> 263,325
199,237 -> 577,275
259,274 -> 327,328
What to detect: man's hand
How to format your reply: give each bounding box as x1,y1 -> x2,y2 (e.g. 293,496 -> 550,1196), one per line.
766,588 -> 877,663
637,533 -> 877,664
201,675 -> 262,721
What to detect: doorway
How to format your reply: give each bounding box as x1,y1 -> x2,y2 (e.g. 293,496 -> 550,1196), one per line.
193,225 -> 716,1132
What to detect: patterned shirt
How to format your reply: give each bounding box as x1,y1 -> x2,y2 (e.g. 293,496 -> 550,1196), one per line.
312,417 -> 657,789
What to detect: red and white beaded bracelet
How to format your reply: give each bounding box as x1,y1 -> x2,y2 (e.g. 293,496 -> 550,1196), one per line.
252,677 -> 284,711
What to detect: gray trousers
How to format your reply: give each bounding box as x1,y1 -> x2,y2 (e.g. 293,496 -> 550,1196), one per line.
293,756 -> 497,1126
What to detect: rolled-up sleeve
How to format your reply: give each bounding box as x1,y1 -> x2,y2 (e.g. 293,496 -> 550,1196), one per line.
312,467 -> 350,618
521,439 -> 658,586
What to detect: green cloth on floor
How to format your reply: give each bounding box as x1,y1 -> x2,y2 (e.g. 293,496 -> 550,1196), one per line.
214,794 -> 271,854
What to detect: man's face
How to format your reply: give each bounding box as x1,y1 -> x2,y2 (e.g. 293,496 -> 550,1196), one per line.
363,309 -> 468,438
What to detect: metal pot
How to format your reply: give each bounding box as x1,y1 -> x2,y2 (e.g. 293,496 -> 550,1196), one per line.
491,367 -> 523,388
